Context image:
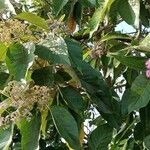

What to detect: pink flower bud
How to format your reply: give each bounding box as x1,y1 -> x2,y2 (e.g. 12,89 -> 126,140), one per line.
146,70 -> 150,78
145,59 -> 150,69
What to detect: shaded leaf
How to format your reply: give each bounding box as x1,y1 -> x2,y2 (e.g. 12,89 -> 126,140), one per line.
52,0 -> 68,15
0,72 -> 9,89
51,106 -> 81,150
88,124 -> 113,150
144,135 -> 150,149
60,87 -> 86,114
31,66 -> 54,87
118,0 -> 140,28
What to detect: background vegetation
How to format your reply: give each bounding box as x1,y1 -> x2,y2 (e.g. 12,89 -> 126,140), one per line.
0,0 -> 150,149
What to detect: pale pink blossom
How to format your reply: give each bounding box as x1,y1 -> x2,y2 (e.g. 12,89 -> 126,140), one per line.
145,59 -> 150,69
146,70 -> 150,78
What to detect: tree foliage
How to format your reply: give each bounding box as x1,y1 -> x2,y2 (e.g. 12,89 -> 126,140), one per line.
0,0 -> 150,149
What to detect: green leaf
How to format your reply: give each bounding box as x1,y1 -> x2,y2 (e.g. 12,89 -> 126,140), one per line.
0,43 -> 7,61
18,112 -> 41,150
15,12 -> 48,30
35,34 -> 71,65
6,43 -> 35,81
0,72 -> 9,89
88,124 -> 113,150
0,124 -> 14,150
79,0 -> 97,7
35,45 -> 70,65
31,66 -> 54,87
65,38 -> 83,71
144,135 -> 150,149
89,0 -> 115,37
112,54 -> 146,70
101,32 -> 131,42
74,2 -> 82,25
41,109 -> 48,138
122,75 -> 150,114
51,106 -> 81,150
134,122 -> 144,141
118,0 -> 140,28
52,0 -> 69,15
65,38 -> 82,60
137,33 -> 150,52
140,1 -> 150,27
60,87 -> 86,114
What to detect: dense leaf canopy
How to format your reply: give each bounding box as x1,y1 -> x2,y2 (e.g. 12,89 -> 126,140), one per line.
0,0 -> 150,149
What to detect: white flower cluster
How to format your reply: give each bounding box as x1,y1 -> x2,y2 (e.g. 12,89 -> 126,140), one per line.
0,81 -> 52,126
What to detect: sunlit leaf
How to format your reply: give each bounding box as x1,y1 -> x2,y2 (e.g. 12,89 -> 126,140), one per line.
0,124 -> 14,150
16,12 -> 48,30
89,0 -> 115,37
112,54 -> 146,70
122,75 -> 150,114
0,43 -> 7,61
6,43 -> 35,81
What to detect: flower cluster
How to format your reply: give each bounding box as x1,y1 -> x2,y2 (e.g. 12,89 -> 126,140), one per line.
145,59 -> 150,78
0,19 -> 36,43
0,81 -> 53,126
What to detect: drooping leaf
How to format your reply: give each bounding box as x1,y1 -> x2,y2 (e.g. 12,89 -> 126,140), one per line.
51,106 -> 81,150
35,34 -> 71,65
41,109 -> 48,138
74,2 -> 82,25
17,112 -> 41,150
65,38 -> 82,60
144,135 -> 150,149
121,75 -> 150,114
61,65 -> 81,87
15,12 -> 48,30
0,124 -> 14,150
88,123 -> 113,150
60,87 -> 86,114
31,66 -> 54,87
134,122 -> 145,141
140,1 -> 150,27
118,0 -> 140,28
136,33 -> 150,52
101,32 -> 131,42
6,43 -> 35,81
0,72 -> 9,89
89,0 -> 115,37
112,54 -> 146,70
52,0 -> 69,16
